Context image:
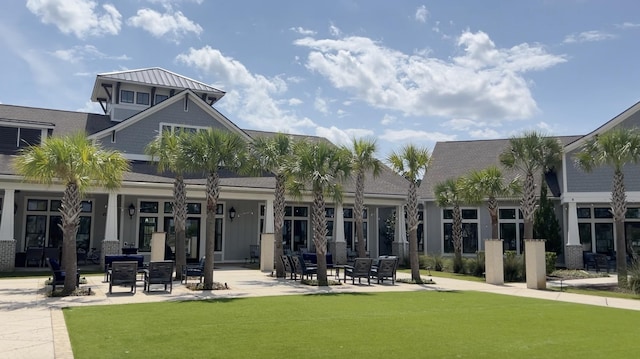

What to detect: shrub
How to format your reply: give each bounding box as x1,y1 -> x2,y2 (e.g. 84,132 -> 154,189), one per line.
468,251 -> 485,277
504,251 -> 524,282
420,254 -> 445,272
453,255 -> 465,274
545,252 -> 557,275
628,261 -> 640,295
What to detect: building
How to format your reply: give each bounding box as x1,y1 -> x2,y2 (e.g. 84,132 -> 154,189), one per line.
0,68 -> 410,271
421,101 -> 640,269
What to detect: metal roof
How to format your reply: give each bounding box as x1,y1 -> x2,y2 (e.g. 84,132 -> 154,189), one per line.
91,67 -> 225,101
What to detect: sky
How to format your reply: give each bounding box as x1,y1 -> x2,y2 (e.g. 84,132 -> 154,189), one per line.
1,0 -> 640,159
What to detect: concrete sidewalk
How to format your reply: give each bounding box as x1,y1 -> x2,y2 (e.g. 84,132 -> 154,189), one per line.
1,268 -> 638,359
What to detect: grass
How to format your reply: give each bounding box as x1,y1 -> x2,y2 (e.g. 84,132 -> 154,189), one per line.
64,291 -> 640,359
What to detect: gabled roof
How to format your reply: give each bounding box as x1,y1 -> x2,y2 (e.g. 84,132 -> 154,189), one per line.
0,104 -> 112,136
564,100 -> 640,152
91,67 -> 225,103
421,136 -> 582,200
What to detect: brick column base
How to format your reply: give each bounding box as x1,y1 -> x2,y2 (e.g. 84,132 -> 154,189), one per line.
0,239 -> 16,272
101,240 -> 120,269
564,244 -> 584,270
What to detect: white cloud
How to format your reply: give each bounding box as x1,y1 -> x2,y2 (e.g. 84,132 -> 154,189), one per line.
469,128 -> 500,138
314,97 -> 329,114
52,45 -> 130,63
128,8 -> 202,42
26,0 -> 122,38
617,22 -> 640,29
329,24 -> 341,37
415,5 -> 428,23
383,129 -> 456,143
381,114 -> 396,125
563,30 -> 615,43
288,98 -> 303,106
295,31 -> 566,122
315,126 -> 374,146
290,26 -> 316,36
176,46 -> 315,133
76,100 -> 102,113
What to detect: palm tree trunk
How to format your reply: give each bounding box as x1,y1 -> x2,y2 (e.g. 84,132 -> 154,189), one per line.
453,204 -> 463,272
612,169 -> 628,287
61,182 -> 81,293
407,182 -> 420,281
203,172 -> 219,289
174,176 -> 187,281
521,172 -> 536,240
354,170 -> 366,258
488,196 -> 499,239
312,189 -> 328,286
274,175 -> 286,277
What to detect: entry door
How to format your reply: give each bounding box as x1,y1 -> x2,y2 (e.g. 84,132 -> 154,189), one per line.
164,217 -> 201,260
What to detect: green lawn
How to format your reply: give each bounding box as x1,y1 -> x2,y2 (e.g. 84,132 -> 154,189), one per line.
64,291 -> 640,359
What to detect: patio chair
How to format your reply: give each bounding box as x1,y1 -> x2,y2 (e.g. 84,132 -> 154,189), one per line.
280,254 -> 295,279
43,247 -> 59,265
109,261 -> 138,294
181,256 -> 205,284
290,255 -> 317,281
25,247 -> 43,267
371,257 -> 398,284
47,257 -> 80,292
249,245 -> 260,264
344,258 -> 373,285
144,260 -> 174,293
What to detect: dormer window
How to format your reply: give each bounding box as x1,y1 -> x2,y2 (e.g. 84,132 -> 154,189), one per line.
121,90 -> 134,104
155,94 -> 168,104
136,92 -> 150,106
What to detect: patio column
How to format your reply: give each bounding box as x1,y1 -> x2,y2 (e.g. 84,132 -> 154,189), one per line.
0,189 -> 16,271
101,193 -> 120,269
565,201 -> 583,269
331,203 -> 347,264
525,239 -> 546,290
260,199 -> 275,272
393,205 -> 408,262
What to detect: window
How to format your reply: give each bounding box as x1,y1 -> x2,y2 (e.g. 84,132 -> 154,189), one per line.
443,208 -> 479,254
24,198 -> 93,249
499,208 -> 524,253
594,207 -> 613,218
159,123 -> 207,135
120,90 -> 134,103
136,92 -> 150,105
155,94 -> 168,104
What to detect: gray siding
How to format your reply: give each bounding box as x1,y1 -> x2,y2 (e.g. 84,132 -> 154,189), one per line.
100,98 -> 228,154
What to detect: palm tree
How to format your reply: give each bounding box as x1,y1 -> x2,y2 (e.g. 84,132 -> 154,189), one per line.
387,144 -> 431,281
575,127 -> 640,287
348,138 -> 382,258
286,140 -> 351,286
145,130 -> 191,280
434,178 -> 465,273
499,131 -> 562,241
462,166 -> 520,239
13,132 -> 129,293
185,128 -> 249,289
249,133 -> 296,278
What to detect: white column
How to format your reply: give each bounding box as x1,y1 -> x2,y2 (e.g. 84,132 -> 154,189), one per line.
0,189 -> 15,240
566,202 -> 580,245
264,199 -> 274,233
395,205 -> 407,244
335,203 -> 345,243
104,192 -> 118,241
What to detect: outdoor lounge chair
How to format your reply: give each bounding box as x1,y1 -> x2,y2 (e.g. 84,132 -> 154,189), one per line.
280,254 -> 295,279
144,260 -> 174,293
181,256 -> 205,284
344,258 -> 373,285
249,245 -> 260,264
290,255 -> 317,280
109,261 -> 138,294
47,257 -> 80,292
371,257 -> 398,284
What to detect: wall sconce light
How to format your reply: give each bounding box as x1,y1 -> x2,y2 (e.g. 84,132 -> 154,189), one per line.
229,206 -> 236,222
128,203 -> 136,219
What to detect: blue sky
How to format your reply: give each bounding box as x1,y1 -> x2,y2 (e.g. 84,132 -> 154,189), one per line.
1,0 -> 639,158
